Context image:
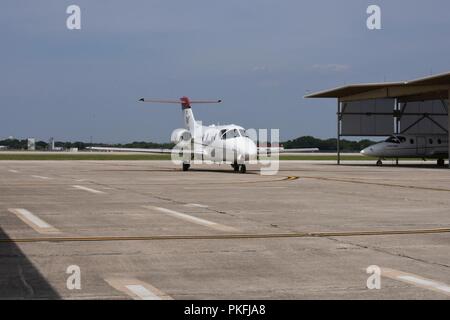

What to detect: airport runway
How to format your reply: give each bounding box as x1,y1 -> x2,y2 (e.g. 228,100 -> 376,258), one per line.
1,160 -> 450,299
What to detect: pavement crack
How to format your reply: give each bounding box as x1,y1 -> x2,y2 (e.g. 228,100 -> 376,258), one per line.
326,237 -> 450,269
17,264 -> 35,297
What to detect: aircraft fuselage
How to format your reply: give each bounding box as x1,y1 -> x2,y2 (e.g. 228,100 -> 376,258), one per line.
361,134 -> 448,158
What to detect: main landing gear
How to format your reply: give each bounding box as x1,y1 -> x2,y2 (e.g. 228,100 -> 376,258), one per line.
182,163 -> 190,171
376,159 -> 398,166
232,163 -> 246,174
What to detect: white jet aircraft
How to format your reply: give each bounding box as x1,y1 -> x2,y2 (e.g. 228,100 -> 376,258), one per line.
89,97 -> 318,173
360,134 -> 448,166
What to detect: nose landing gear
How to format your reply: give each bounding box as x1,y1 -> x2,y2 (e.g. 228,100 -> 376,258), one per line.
231,163 -> 246,173
376,159 -> 383,166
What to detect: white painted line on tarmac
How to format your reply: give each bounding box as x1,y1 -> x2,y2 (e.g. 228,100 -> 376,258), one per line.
72,185 -> 105,194
145,206 -> 238,232
8,169 -> 19,173
31,175 -> 52,180
9,208 -> 60,234
184,203 -> 209,208
104,278 -> 173,300
382,268 -> 450,296
125,285 -> 160,300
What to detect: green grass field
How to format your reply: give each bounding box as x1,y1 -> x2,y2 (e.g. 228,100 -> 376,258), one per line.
279,155 -> 377,161
0,153 -> 171,161
0,152 -> 380,161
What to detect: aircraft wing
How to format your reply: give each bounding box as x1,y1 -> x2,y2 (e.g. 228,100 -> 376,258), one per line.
87,146 -> 173,153
86,146 -> 207,156
258,147 -> 319,154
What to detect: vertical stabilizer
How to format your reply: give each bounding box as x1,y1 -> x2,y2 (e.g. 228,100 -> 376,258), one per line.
180,96 -> 198,132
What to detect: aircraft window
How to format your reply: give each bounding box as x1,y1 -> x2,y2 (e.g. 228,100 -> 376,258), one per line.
385,136 -> 400,144
239,129 -> 249,138
224,129 -> 239,139
398,136 -> 406,143
410,139 -> 415,144
429,138 -> 433,144
438,139 -> 442,144
220,129 -> 227,139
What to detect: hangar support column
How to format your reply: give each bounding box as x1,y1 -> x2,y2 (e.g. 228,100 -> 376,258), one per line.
337,99 -> 341,165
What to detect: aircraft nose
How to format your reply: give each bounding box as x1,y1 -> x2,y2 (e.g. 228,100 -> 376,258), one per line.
238,138 -> 257,161
361,147 -> 373,156
248,142 -> 257,156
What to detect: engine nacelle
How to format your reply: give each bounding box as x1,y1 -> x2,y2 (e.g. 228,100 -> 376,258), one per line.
171,128 -> 192,144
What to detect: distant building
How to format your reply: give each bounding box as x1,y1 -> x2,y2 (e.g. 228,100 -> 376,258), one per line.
27,138 -> 36,151
48,137 -> 55,151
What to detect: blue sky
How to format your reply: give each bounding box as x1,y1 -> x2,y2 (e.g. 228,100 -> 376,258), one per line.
2,1 -> 450,142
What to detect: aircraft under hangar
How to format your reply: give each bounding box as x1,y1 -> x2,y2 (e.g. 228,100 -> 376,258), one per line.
305,71 -> 450,167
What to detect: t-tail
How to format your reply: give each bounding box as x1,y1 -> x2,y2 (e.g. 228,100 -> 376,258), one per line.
139,96 -> 221,133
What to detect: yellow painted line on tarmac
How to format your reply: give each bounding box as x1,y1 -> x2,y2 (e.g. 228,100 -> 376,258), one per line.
1,227 -> 449,244
302,176 -> 450,192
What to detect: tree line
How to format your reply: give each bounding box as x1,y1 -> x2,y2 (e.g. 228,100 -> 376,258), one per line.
0,139 -> 175,150
0,136 -> 377,152
282,136 -> 377,152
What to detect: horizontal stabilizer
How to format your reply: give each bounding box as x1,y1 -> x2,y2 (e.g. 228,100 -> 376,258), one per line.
258,147 -> 319,154
139,98 -> 221,104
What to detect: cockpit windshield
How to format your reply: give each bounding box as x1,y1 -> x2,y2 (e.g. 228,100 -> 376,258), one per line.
239,129 -> 249,138
222,129 -> 240,139
385,135 -> 405,144
221,128 -> 250,139
385,136 -> 399,143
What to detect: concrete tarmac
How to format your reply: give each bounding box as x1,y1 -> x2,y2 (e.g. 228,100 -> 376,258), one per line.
0,160 -> 449,299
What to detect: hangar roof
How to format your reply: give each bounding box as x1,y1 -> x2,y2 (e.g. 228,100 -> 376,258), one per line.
305,71 -> 450,101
